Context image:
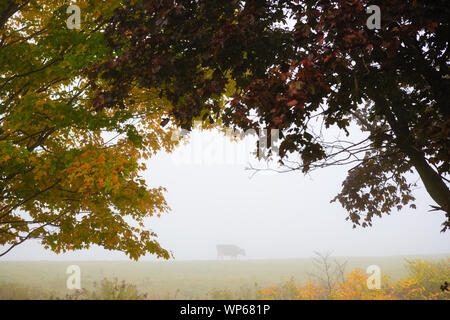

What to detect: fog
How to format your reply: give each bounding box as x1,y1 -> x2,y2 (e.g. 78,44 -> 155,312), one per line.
2,129 -> 449,261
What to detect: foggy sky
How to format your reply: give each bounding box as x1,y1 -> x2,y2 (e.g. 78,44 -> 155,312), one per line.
2,128 -> 449,261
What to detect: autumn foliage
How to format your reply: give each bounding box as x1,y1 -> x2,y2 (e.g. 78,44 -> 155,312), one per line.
0,0 -> 177,259
1,0 -> 449,258
257,259 -> 450,300
89,0 -> 450,230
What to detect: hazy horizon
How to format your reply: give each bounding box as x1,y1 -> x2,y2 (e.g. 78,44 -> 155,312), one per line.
2,129 -> 449,262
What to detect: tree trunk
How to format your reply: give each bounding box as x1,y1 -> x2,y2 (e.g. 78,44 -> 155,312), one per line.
407,147 -> 450,213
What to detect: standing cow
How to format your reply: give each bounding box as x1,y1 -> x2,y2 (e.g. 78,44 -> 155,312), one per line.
216,244 -> 246,259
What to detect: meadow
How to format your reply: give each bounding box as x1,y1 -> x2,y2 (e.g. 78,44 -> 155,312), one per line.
0,254 -> 449,299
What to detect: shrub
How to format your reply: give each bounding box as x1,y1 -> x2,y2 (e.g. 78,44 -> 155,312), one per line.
390,258 -> 450,300
64,278 -> 147,300
258,259 -> 450,300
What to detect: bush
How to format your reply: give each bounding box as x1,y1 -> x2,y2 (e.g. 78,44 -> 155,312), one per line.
0,282 -> 52,300
258,259 -> 450,300
390,258 -> 450,300
64,278 -> 147,300
207,283 -> 259,300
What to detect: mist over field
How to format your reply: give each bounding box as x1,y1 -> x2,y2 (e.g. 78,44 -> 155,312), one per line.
3,130 -> 449,262
2,131 -> 449,300
1,0 -> 449,303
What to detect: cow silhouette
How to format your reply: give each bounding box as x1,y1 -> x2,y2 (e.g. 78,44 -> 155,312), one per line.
216,244 -> 246,259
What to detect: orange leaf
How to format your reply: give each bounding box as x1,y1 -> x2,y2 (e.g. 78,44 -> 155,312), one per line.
287,100 -> 298,107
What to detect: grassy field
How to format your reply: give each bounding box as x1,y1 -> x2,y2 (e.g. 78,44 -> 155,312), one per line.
0,254 -> 449,299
